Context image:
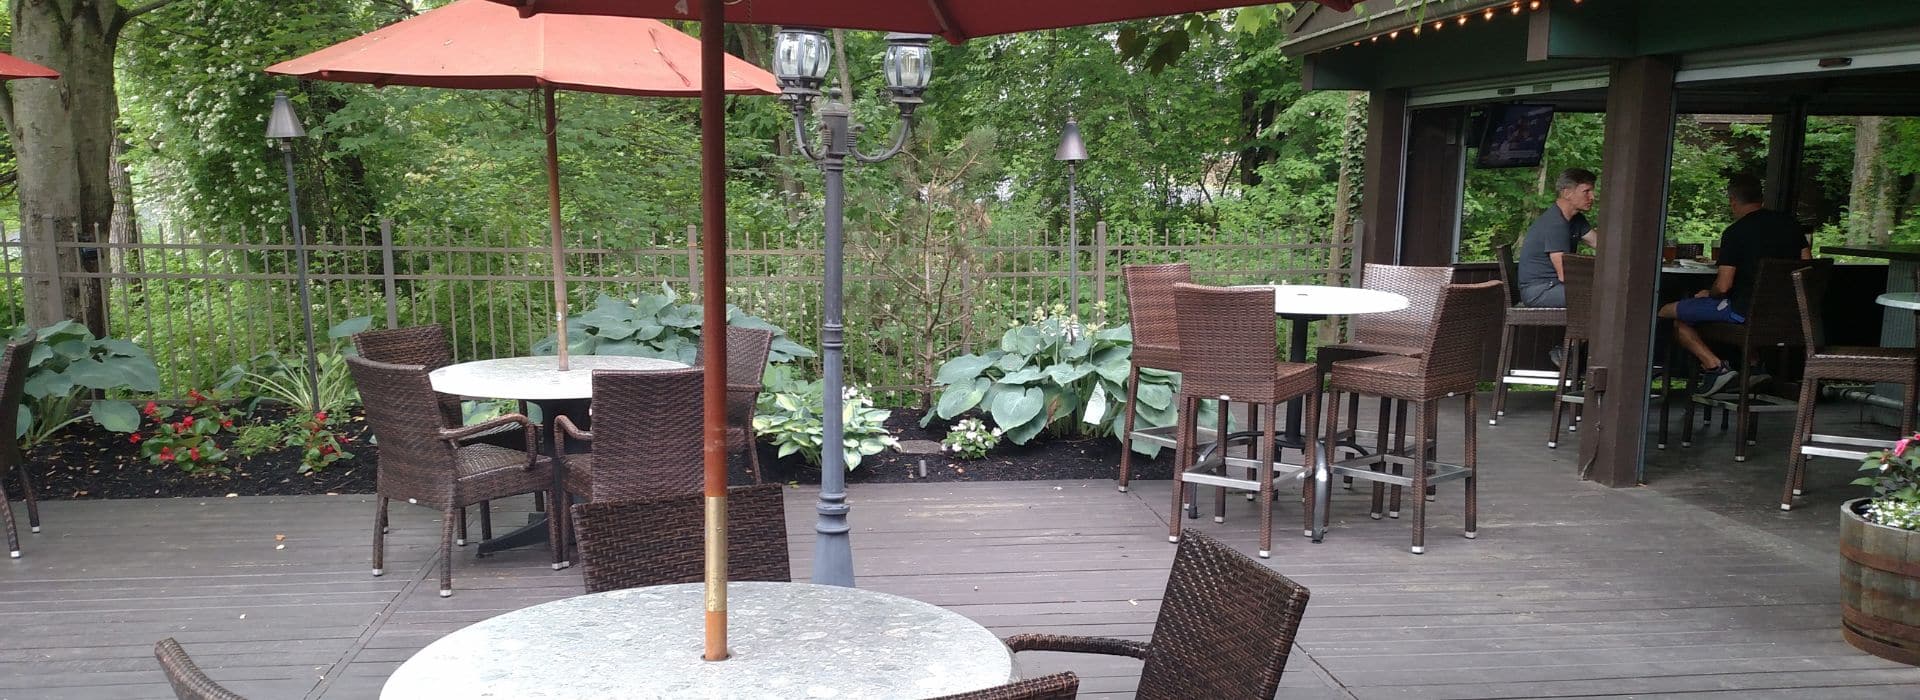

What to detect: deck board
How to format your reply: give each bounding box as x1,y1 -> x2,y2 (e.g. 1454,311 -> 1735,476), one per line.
1,393 -> 1918,698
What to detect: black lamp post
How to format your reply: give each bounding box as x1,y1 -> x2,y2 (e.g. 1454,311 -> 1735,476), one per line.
1055,118 -> 1088,319
267,91 -> 321,412
774,28 -> 932,588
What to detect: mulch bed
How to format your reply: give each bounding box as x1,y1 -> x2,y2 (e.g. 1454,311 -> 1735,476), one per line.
15,404 -> 1171,500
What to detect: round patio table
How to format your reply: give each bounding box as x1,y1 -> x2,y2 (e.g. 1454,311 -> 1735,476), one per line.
380,581 -> 1016,700
429,355 -> 687,556
1877,292 -> 1920,311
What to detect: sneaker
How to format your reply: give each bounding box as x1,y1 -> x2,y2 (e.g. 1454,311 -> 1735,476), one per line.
1694,365 -> 1740,396
1548,346 -> 1566,370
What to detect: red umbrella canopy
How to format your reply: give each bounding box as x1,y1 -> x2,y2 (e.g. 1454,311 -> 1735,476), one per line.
498,0 -> 1354,43
266,0 -> 776,96
0,51 -> 59,80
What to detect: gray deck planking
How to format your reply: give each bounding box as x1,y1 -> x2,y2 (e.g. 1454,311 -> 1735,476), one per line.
0,392 -> 1917,698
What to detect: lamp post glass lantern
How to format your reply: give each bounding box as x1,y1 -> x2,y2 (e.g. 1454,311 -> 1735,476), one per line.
1055,118 -> 1088,320
775,28 -> 932,587
267,91 -> 322,412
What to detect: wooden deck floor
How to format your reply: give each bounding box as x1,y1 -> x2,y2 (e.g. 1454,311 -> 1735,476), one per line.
2,392 -> 1918,699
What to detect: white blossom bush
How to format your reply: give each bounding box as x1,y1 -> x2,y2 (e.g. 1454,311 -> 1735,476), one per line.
941,418 -> 1001,460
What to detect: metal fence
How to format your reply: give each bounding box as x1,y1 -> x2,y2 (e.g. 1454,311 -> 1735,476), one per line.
0,217 -> 1356,404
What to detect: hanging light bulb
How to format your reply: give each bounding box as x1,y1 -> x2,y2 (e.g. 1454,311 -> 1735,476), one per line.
1457,15 -> 1469,26
1433,20 -> 1444,31
1483,8 -> 1496,20
1511,2 -> 1523,14
1529,0 -> 1542,10
1389,30 -> 1400,39
1411,25 -> 1421,35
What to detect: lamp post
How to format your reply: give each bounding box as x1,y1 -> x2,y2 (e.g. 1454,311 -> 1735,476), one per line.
774,28 -> 932,587
1055,118 -> 1088,319
267,92 -> 321,412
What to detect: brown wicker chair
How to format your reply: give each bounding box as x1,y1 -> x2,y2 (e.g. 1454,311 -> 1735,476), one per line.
928,673 -> 1079,700
694,326 -> 775,484
154,638 -> 246,700
353,324 -> 520,545
1003,531 -> 1310,700
1317,264 -> 1452,490
1547,254 -> 1597,449
570,483 -> 790,593
1681,258 -> 1831,463
347,356 -> 563,596
555,367 -> 705,548
0,340 -> 41,558
1783,266 -> 1917,510
1490,244 -> 1568,425
1118,262 -> 1190,493
1167,283 -> 1319,558
1323,281 -> 1505,553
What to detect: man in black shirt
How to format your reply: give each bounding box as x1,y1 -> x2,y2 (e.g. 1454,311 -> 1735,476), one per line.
1658,174 -> 1810,395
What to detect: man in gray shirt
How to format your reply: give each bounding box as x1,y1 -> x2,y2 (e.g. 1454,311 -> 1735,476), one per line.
1516,168 -> 1598,308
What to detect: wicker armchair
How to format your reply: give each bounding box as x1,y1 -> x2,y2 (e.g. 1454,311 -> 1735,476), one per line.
555,368 -> 705,548
694,326 -> 775,484
348,356 -> 563,596
929,673 -> 1079,700
0,340 -> 41,558
570,483 -> 790,593
353,324 -> 519,545
1003,531 -> 1310,700
154,638 -> 246,700
1118,262 -> 1190,493
1490,244 -> 1568,425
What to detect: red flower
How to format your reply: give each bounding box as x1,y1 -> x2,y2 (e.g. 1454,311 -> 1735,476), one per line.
143,401 -> 158,416
158,447 -> 174,461
314,411 -> 328,423
187,389 -> 203,402
188,447 -> 200,462
319,444 -> 336,456
129,434 -> 142,444
182,415 -> 195,428
220,419 -> 234,429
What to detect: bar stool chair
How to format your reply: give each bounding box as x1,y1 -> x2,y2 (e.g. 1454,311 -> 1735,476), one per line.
1118,263 -> 1191,493
1490,244 -> 1568,425
1322,281 -> 1506,554
1167,283 -> 1320,558
1682,258 -> 1829,462
1548,255 -> 1597,449
1783,265 -> 1917,510
1319,264 -> 1452,490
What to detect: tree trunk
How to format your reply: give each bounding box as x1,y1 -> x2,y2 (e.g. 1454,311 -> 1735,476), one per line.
108,131 -> 138,279
1323,91 -> 1365,345
1849,116 -> 1894,246
2,0 -> 166,336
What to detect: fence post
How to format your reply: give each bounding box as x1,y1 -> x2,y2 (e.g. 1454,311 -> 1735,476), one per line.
686,224 -> 699,293
1093,221 -> 1108,307
380,218 -> 400,329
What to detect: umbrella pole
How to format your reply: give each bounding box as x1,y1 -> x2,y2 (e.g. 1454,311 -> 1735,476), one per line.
544,86 -> 570,372
699,0 -> 730,663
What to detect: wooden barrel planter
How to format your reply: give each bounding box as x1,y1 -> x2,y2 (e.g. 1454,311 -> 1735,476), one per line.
1841,498 -> 1920,666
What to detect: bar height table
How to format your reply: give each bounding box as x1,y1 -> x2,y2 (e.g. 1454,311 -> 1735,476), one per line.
429,355 -> 686,557
381,581 -> 1015,699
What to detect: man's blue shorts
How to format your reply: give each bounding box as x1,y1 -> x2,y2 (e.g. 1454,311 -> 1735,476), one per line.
1675,297 -> 1746,325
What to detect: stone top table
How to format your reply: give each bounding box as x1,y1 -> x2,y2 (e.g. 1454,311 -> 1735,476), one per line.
429,355 -> 687,402
380,581 -> 1016,700
1239,283 -> 1410,319
1879,292 -> 1920,311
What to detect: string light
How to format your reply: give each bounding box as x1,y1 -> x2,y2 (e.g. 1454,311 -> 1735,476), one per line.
1529,0 -> 1542,10
1411,25 -> 1421,35
1351,0 -> 1575,48
1457,15 -> 1469,26
1389,30 -> 1400,39
1511,2 -> 1522,14
1433,21 -> 1444,31
1483,8 -> 1495,20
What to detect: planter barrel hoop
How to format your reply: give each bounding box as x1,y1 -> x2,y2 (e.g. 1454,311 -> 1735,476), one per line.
1840,498 -> 1920,666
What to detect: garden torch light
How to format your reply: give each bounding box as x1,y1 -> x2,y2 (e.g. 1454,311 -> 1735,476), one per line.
267,92 -> 322,413
775,28 -> 932,587
1055,118 -> 1088,320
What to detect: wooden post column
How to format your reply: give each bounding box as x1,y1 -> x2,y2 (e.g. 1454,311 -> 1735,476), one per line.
1398,106 -> 1469,267
1581,56 -> 1676,487
1764,102 -> 1808,214
1361,89 -> 1409,265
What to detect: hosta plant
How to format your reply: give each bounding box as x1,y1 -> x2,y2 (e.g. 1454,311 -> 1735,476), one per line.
9,321 -> 160,446
925,304 -> 1211,456
752,366 -> 897,470
1859,435 -> 1920,530
531,286 -> 814,366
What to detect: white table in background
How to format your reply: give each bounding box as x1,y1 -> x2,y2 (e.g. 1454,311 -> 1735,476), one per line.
381,581 -> 1015,700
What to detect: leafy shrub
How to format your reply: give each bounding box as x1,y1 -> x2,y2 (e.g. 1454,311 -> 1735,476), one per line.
752,365 -> 897,470
530,286 -> 815,366
231,423 -> 286,458
1860,435 -> 1920,530
134,391 -> 238,475
291,410 -> 354,474
219,317 -> 369,415
925,304 -> 1207,456
9,321 -> 160,446
941,417 -> 1000,460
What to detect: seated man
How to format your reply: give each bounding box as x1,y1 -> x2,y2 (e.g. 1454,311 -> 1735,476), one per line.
1515,168 -> 1598,309
1659,174 -> 1810,396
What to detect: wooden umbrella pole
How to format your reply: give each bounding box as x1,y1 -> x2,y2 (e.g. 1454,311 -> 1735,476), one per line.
699,0 -> 730,663
543,86 -> 570,371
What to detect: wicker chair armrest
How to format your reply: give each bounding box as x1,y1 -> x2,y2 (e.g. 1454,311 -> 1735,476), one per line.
1004,633 -> 1151,659
441,414 -> 538,460
554,414 -> 591,457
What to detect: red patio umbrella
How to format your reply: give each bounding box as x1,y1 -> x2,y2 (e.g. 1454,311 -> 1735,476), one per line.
267,0 -> 776,371
507,0 -> 1350,664
503,0 -> 1355,43
0,52 -> 59,80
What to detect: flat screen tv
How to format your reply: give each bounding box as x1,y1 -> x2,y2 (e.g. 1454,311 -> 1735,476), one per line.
1476,104 -> 1554,169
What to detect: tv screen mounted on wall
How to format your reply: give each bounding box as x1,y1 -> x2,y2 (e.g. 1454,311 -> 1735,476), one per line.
1476,104 -> 1555,169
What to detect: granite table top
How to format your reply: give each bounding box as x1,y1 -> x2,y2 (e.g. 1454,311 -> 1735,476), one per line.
428,355 -> 687,402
